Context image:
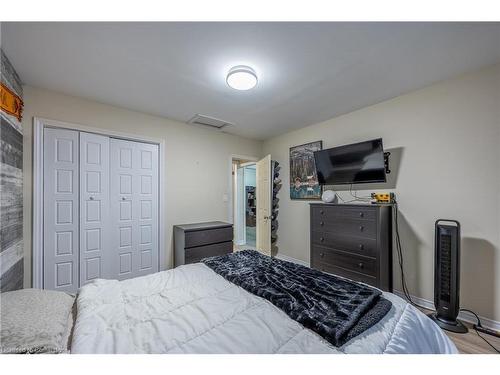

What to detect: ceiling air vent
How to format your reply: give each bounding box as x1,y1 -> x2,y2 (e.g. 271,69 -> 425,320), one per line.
187,114 -> 234,130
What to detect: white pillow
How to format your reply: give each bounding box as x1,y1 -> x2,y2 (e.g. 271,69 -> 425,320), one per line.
0,288 -> 75,354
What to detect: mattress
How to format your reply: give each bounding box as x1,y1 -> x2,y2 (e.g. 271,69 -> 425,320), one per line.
71,263 -> 457,354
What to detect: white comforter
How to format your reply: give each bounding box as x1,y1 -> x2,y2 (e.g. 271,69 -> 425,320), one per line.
71,263 -> 457,354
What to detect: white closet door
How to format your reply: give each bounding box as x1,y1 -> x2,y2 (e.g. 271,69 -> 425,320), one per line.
110,138 -> 159,280
43,128 -> 79,292
79,132 -> 110,285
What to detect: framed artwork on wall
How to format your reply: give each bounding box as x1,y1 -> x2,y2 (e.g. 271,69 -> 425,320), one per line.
289,140 -> 322,200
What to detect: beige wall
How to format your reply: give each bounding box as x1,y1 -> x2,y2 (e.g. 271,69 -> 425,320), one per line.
263,64 -> 500,321
22,86 -> 262,287
22,65 -> 500,322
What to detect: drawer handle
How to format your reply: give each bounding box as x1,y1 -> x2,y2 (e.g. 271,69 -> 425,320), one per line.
359,244 -> 364,250
359,225 -> 364,232
320,237 -> 325,243
358,262 -> 364,269
320,221 -> 324,226
359,212 -> 364,218
320,252 -> 325,258
320,210 -> 324,215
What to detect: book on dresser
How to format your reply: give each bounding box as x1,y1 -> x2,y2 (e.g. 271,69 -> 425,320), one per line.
310,203 -> 393,292
174,221 -> 233,267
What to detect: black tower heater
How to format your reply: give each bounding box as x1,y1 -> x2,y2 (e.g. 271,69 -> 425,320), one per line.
429,219 -> 468,333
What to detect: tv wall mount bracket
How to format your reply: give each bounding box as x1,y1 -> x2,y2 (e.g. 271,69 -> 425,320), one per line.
384,152 -> 391,174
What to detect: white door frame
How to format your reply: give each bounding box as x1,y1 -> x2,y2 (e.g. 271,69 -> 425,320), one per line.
234,165 -> 246,245
32,117 -> 167,289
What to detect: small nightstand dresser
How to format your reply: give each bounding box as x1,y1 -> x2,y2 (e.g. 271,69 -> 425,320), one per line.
310,203 -> 393,291
174,221 -> 233,267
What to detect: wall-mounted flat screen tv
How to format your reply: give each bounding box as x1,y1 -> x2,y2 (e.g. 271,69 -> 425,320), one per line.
313,138 -> 386,185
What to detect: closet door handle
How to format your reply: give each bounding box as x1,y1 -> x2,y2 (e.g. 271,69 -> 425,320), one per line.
122,197 -> 126,201
89,196 -> 94,201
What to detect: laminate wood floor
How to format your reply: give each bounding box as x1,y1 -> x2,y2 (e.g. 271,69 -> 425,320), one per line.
418,307 -> 500,354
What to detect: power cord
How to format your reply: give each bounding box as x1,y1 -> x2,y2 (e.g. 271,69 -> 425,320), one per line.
342,191 -> 421,308
459,308 -> 500,353
341,192 -> 418,307
392,200 -> 419,306
394,201 -> 500,352
340,184 -> 371,204
348,184 -> 371,203
340,192 -> 499,351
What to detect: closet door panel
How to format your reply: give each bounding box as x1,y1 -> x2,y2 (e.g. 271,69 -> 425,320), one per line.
110,139 -> 135,280
43,128 -> 79,292
110,139 -> 159,280
79,132 -> 110,285
136,142 -> 159,275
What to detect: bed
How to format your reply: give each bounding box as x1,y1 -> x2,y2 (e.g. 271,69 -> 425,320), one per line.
1,251 -> 457,354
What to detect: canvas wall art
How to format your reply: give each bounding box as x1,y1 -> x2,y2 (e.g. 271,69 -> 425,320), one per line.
289,141 -> 322,200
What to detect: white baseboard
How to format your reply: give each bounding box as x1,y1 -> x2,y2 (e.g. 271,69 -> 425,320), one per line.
393,291 -> 500,332
273,254 -> 500,332
274,253 -> 309,267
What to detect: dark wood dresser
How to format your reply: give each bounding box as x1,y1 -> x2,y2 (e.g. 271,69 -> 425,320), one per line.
310,203 -> 393,291
174,221 -> 233,267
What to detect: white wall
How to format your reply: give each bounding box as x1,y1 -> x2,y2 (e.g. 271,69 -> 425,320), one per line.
244,166 -> 256,187
22,86 -> 262,286
263,64 -> 500,322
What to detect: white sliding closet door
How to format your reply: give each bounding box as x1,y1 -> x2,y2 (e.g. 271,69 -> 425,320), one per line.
79,132 -> 111,285
110,139 -> 159,280
43,128 -> 80,292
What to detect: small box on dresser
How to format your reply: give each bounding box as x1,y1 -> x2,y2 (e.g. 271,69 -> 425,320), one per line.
310,203 -> 393,292
174,221 -> 233,267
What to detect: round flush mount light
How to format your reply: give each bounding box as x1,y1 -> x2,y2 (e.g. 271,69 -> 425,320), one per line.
226,65 -> 258,90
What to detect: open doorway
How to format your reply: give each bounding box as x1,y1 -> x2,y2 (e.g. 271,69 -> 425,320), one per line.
231,154 -> 274,255
232,159 -> 257,250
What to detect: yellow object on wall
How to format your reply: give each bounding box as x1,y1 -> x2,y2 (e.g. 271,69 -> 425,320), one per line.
0,83 -> 24,121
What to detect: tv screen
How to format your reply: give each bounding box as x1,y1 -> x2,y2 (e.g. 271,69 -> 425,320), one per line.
314,139 -> 386,185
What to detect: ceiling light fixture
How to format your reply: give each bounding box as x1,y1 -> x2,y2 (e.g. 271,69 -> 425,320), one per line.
226,65 -> 257,90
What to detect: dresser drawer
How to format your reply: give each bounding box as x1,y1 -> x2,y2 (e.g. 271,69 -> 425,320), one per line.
312,260 -> 378,287
311,216 -> 377,239
185,241 -> 233,264
185,226 -> 233,248
311,231 -> 377,257
311,246 -> 377,277
311,205 -> 377,221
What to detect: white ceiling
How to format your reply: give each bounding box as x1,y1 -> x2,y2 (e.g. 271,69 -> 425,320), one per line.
2,22 -> 500,140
